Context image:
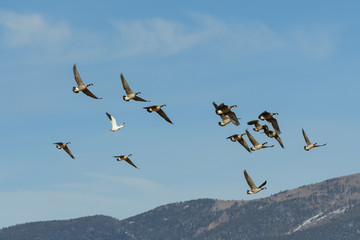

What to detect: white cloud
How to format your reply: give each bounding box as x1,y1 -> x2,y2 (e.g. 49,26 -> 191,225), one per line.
0,10 -> 71,47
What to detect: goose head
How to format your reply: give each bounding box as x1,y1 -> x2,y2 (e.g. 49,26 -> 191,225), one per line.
73,87 -> 80,93
261,187 -> 267,190
87,83 -> 93,87
136,92 -> 141,95
161,104 -> 166,107
128,154 -> 132,157
273,113 -> 279,115
66,142 -> 71,145
231,105 -> 237,109
263,142 -> 268,145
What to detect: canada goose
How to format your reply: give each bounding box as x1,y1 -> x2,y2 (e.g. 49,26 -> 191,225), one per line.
262,125 -> 284,148
143,104 -> 173,124
258,111 -> 281,134
244,170 -> 267,194
247,120 -> 266,132
302,129 -> 327,151
54,142 -> 75,159
106,112 -> 125,132
245,129 -> 274,151
226,134 -> 251,153
120,73 -> 149,102
72,64 -> 102,99
213,102 -> 237,115
113,154 -> 138,168
212,102 -> 240,126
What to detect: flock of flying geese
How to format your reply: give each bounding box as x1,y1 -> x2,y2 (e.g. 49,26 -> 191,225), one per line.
54,64 -> 327,195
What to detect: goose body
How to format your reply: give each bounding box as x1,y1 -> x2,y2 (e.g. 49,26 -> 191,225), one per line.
54,142 -> 75,159
144,104 -> 173,124
226,133 -> 251,153
113,154 -> 138,168
245,129 -> 274,151
106,112 -> 125,132
244,170 -> 267,194
263,125 -> 284,148
72,64 -> 102,99
302,129 -> 327,151
120,73 -> 149,102
258,111 -> 281,134
214,102 -> 237,115
247,120 -> 266,132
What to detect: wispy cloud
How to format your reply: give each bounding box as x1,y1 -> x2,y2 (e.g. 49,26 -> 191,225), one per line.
0,10 -> 71,47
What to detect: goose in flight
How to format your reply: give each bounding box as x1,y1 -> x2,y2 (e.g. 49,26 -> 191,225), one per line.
302,129 -> 327,151
213,102 -> 237,115
54,142 -> 75,159
106,112 -> 125,132
113,154 -> 138,168
72,64 -> 102,99
245,129 -> 274,151
143,105 -> 173,124
258,111 -> 281,134
244,170 -> 267,194
212,102 -> 240,126
262,125 -> 284,148
247,120 -> 266,132
121,73 -> 149,102
226,133 -> 251,153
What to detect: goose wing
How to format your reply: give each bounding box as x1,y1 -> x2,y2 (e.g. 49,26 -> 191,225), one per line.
82,88 -> 102,99
238,138 -> 251,153
268,117 -> 281,134
120,73 -> 133,95
258,180 -> 267,189
106,112 -> 118,128
53,142 -> 63,145
63,146 -> 75,159
226,111 -> 240,126
156,109 -> 173,124
73,64 -> 84,86
125,158 -> 138,168
244,170 -> 257,190
247,120 -> 259,126
302,129 -> 311,145
275,135 -> 284,148
133,96 -> 149,102
245,129 -> 259,146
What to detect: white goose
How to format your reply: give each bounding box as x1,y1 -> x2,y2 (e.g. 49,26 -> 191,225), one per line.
106,112 -> 125,132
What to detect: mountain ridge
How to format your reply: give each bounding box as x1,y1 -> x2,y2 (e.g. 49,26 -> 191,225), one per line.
1,172 -> 360,240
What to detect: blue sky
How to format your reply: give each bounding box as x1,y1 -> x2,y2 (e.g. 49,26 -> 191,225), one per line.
1,0 -> 360,228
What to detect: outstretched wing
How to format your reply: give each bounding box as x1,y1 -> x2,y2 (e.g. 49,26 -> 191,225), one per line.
63,146 -> 75,159
275,135 -> 284,148
268,117 -> 281,134
239,138 -> 251,153
156,109 -> 173,124
106,112 -> 118,127
244,170 -> 257,190
134,96 -> 149,102
82,88 -> 102,99
120,74 -> 133,95
212,101 -> 218,109
302,129 -> 311,145
258,180 -> 267,189
226,111 -> 240,126
73,64 -> 84,86
245,129 -> 258,146
125,158 -> 138,168
247,120 -> 259,126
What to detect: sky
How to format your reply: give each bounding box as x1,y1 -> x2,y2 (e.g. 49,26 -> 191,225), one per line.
1,0 -> 360,228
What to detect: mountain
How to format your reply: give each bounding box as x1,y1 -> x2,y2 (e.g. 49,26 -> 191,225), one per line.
1,173 -> 360,240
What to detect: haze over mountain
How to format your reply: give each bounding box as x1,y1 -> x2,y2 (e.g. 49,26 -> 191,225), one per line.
1,173 -> 360,240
